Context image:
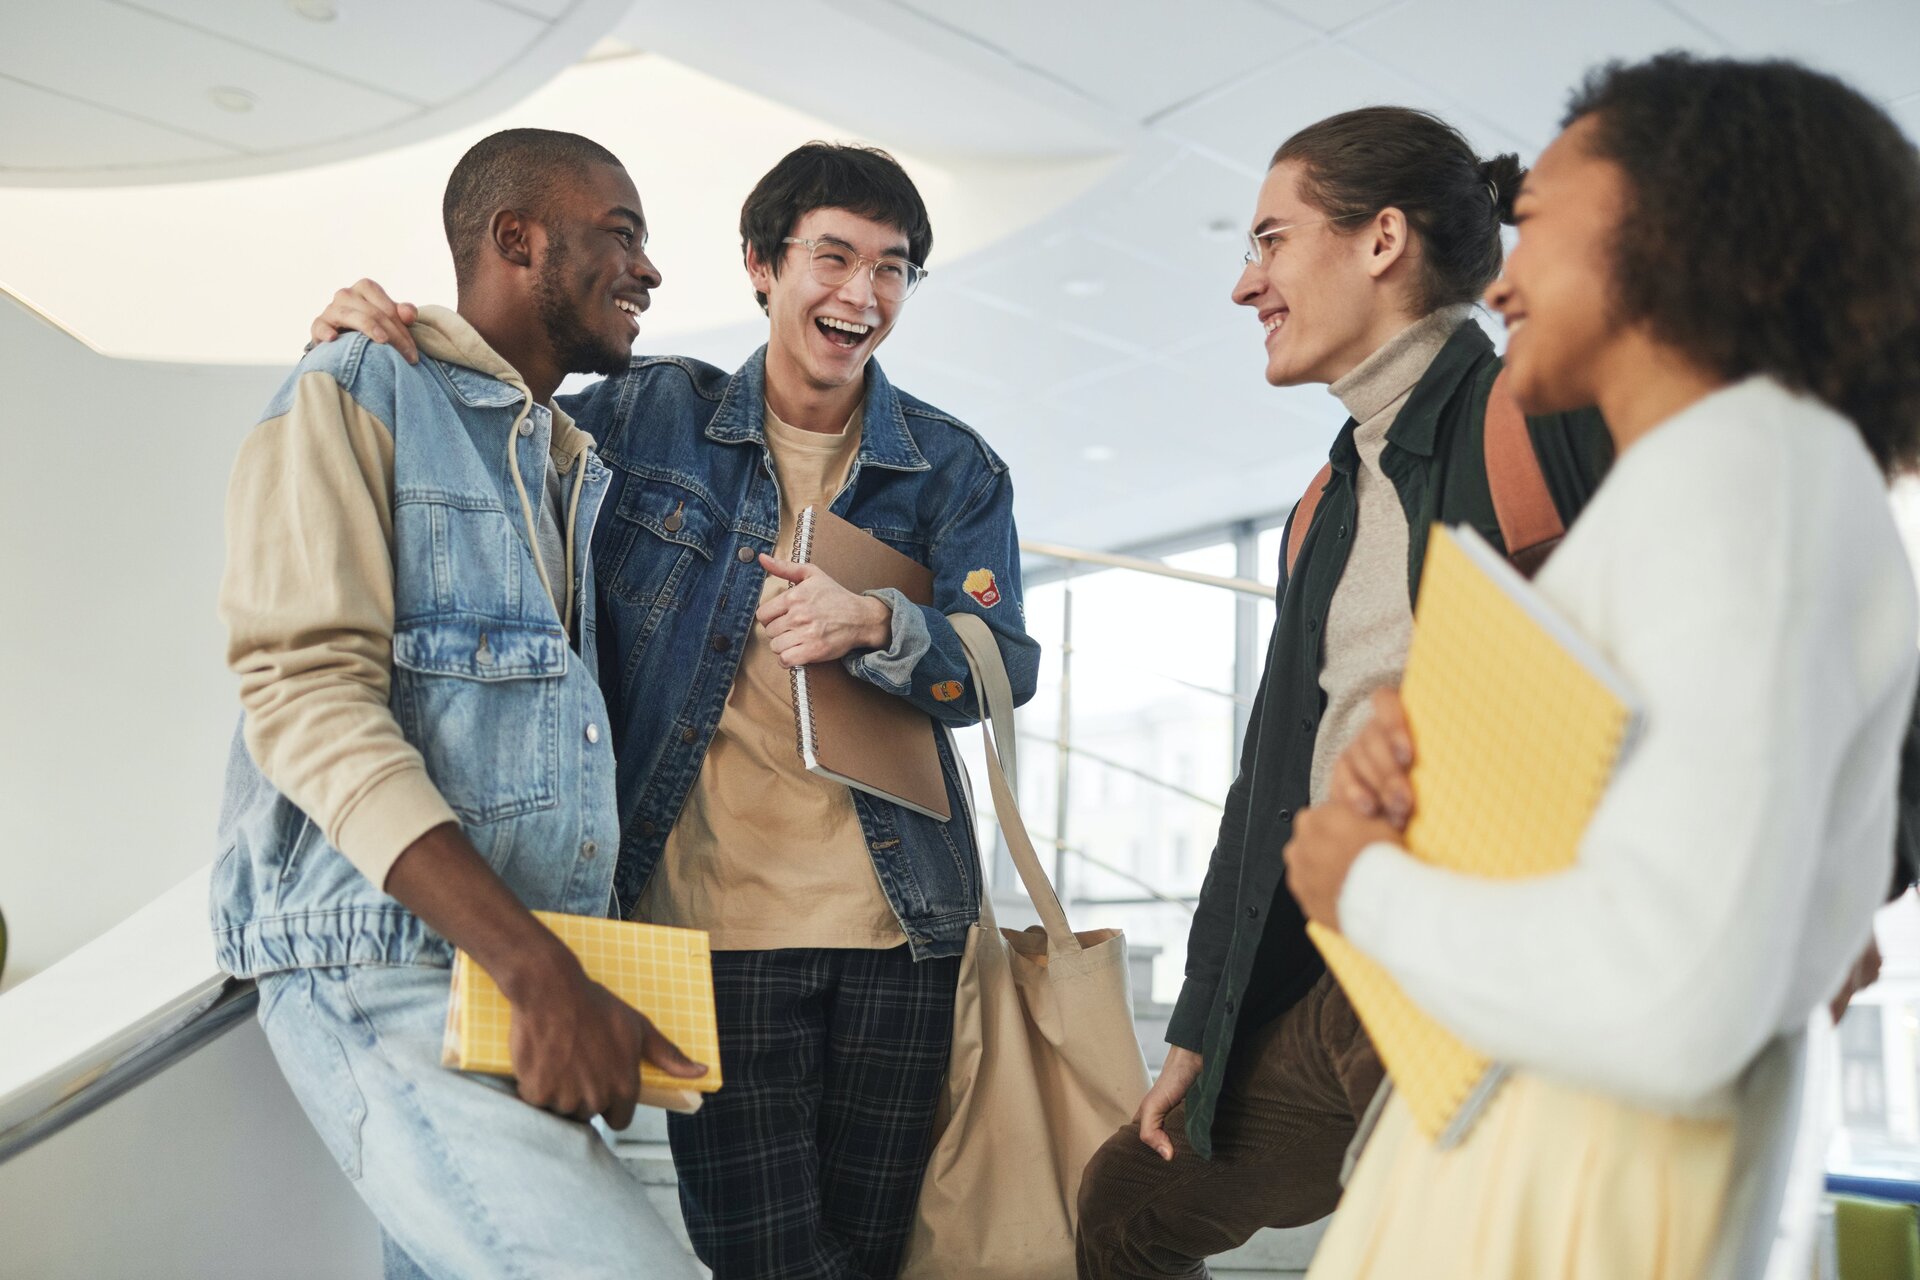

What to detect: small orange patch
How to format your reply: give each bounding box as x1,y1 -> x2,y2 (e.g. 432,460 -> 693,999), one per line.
931,680 -> 965,703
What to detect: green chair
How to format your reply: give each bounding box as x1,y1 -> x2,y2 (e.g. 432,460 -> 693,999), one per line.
1834,1194 -> 1920,1280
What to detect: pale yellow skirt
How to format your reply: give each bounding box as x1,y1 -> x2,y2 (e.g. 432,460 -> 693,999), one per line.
1306,1072 -> 1737,1280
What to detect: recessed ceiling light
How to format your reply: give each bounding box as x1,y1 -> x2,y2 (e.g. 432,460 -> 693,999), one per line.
1061,278 -> 1103,298
1203,217 -> 1241,243
209,87 -> 258,113
1082,445 -> 1116,463
288,0 -> 338,20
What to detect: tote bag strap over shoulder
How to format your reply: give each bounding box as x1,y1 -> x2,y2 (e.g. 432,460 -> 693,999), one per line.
946,612 -> 1079,955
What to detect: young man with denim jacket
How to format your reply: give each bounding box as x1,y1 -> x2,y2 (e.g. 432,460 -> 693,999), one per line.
214,130 -> 707,1280
316,142 -> 1040,1278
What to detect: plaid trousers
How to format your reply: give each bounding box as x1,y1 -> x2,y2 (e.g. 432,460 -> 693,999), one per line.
667,945 -> 961,1279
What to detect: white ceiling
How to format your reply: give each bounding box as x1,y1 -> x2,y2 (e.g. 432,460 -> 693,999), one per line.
0,0 -> 630,184
4,0 -> 1920,553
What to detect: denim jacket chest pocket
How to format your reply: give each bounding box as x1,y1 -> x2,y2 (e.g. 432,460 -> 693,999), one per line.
835,486 -> 931,562
389,486 -> 569,829
603,471 -> 726,630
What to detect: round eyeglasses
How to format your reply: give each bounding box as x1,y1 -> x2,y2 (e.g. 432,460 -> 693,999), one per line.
782,237 -> 928,303
1242,213 -> 1368,267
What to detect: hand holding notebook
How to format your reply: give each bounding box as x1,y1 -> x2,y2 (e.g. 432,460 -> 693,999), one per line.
784,506 -> 952,821
1304,524 -> 1641,1146
443,912 -> 725,1115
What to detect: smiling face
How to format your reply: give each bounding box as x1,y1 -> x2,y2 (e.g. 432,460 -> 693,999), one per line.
1484,117 -> 1630,414
749,206 -> 906,399
1231,160 -> 1414,388
530,161 -> 662,377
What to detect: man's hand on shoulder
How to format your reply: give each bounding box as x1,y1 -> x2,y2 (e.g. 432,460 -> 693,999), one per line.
756,555 -> 892,666
310,278 -> 419,364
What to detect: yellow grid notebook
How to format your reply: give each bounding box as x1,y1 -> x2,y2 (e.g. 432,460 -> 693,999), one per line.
442,912 -> 723,1113
1308,524 -> 1640,1147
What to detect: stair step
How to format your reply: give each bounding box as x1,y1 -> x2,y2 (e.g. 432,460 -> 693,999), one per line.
615,1139 -> 1319,1280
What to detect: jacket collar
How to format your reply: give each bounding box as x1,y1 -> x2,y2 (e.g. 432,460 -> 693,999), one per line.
705,345 -> 930,473
1328,319 -> 1493,472
409,305 -> 595,469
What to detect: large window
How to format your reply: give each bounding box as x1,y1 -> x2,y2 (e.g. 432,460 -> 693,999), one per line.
960,524 -> 1286,1017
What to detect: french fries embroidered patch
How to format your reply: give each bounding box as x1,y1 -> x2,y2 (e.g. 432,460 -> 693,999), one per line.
963,568 -> 1001,608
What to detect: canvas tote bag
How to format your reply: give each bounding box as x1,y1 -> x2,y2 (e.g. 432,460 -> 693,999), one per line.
900,613 -> 1151,1280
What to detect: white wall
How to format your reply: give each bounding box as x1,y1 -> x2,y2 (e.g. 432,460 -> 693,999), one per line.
0,1022 -> 382,1279
0,295 -> 383,1273
0,293 -> 281,984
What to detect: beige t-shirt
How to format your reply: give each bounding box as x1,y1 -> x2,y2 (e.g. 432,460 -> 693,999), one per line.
635,403 -> 907,950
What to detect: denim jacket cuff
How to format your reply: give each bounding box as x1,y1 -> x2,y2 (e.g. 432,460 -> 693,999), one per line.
842,588 -> 930,691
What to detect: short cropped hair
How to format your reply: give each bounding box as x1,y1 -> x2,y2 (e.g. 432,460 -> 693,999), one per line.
1566,53 -> 1920,474
442,128 -> 624,286
738,142 -> 933,311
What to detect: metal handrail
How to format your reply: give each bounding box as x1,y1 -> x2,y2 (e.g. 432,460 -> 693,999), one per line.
0,280 -> 108,356
1017,732 -> 1225,812
1021,540 -> 1273,599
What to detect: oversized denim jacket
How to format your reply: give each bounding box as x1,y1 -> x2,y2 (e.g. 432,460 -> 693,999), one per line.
212,335 -> 621,977
565,347 -> 1040,960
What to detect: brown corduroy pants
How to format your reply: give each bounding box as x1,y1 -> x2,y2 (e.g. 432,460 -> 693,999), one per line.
1075,973 -> 1385,1280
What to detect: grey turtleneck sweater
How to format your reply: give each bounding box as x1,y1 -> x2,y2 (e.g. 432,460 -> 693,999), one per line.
1307,305 -> 1475,805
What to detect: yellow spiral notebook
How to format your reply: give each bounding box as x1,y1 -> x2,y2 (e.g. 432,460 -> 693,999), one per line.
1309,524 -> 1640,1146
442,911 -> 724,1114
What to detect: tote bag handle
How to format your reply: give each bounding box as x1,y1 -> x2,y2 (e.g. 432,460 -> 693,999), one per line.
947,613 -> 1080,956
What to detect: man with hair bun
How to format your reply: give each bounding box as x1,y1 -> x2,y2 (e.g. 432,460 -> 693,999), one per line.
1074,106 -> 1615,1279
215,128 -> 705,1279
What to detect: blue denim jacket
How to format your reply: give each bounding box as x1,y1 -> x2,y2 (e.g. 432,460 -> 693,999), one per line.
212,335 -> 621,977
564,347 -> 1039,960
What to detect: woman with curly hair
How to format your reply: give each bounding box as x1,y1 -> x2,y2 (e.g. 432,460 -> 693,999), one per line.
1284,53 -> 1920,1279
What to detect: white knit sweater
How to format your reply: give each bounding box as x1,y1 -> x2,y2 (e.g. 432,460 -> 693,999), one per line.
1339,376 -> 1919,1112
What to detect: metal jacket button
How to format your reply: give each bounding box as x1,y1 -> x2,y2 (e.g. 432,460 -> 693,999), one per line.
736,546 -> 756,563
711,635 -> 731,652
517,419 -> 534,437
680,727 -> 698,744
585,723 -> 601,744
581,840 -> 598,859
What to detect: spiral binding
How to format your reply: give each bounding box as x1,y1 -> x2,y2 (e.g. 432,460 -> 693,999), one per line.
788,507 -> 819,766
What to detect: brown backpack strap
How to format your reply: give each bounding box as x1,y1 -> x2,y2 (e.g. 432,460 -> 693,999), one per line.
1483,367 -> 1564,578
1285,462 -> 1334,581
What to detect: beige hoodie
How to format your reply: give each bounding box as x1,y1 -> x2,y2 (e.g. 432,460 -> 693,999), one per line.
219,306 -> 594,888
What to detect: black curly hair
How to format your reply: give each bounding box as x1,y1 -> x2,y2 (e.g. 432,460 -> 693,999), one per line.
1272,106 -> 1523,313
1565,53 -> 1920,474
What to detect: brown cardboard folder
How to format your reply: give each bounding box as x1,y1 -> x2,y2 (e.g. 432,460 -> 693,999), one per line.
788,506 -> 951,821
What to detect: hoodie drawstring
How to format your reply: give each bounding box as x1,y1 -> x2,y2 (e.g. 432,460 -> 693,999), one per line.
504,394 -> 582,642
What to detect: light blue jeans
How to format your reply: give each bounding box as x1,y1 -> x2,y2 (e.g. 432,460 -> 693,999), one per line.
256,964 -> 698,1280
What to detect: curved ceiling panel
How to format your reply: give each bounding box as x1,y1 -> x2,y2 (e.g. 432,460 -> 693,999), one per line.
0,0 -> 632,187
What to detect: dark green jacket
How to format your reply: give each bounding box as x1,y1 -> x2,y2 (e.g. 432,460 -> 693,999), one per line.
1168,321 -> 1614,1157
